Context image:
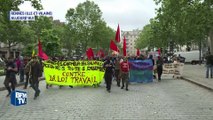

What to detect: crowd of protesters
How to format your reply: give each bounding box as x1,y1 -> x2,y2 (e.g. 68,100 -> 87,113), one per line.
1,52 -> 187,98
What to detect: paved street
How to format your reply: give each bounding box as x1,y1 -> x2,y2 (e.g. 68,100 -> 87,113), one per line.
0,78 -> 213,120
0,74 -> 44,91
0,75 -> 22,91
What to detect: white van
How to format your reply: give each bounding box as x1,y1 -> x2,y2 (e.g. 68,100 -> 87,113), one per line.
174,50 -> 202,64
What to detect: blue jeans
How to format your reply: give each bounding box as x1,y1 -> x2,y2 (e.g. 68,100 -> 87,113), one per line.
206,65 -> 213,78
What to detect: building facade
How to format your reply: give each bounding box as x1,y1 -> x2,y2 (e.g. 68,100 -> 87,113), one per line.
0,42 -> 24,59
121,29 -> 141,56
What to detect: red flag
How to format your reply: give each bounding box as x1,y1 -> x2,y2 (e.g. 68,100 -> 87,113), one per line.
123,36 -> 127,56
137,49 -> 140,56
96,50 -> 101,57
38,40 -> 42,57
101,51 -> 105,58
38,40 -> 48,60
110,40 -> 119,52
115,24 -> 120,42
158,48 -> 161,56
86,48 -> 94,60
97,49 -> 105,58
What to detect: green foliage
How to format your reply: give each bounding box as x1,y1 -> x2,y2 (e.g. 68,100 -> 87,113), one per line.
22,43 -> 34,56
0,0 -> 43,56
136,0 -> 213,53
28,16 -> 53,36
65,0 -> 114,54
136,24 -> 152,49
40,29 -> 62,57
22,16 -> 66,57
0,0 -> 115,58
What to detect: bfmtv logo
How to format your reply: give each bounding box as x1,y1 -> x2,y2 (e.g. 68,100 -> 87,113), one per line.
11,90 -> 27,106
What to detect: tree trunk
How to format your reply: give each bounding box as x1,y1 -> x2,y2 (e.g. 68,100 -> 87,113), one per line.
199,39 -> 202,65
7,41 -> 11,58
209,29 -> 213,55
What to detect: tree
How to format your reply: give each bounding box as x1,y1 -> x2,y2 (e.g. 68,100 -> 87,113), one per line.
136,24 -> 153,50
137,0 -> 213,56
40,29 -> 62,57
0,0 -> 43,57
20,16 -> 54,56
19,23 -> 37,56
89,21 -> 114,52
22,16 -> 65,57
65,0 -> 114,55
136,19 -> 168,52
29,16 -> 53,37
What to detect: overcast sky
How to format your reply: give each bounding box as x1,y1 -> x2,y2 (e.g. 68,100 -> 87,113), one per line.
19,0 -> 157,31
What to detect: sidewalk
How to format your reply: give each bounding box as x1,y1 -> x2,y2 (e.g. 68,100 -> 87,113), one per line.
182,64 -> 213,91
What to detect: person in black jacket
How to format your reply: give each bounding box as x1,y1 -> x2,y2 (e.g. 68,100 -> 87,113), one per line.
28,56 -> 42,99
4,56 -> 18,97
149,55 -> 156,79
156,56 -> 164,81
103,56 -> 114,93
205,53 -> 213,78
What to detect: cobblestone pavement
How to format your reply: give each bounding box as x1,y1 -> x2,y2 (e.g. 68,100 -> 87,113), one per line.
0,75 -> 10,89
0,75 -> 23,89
0,79 -> 213,120
0,75 -> 44,91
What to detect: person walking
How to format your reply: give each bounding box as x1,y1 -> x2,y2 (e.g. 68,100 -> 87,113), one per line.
114,57 -> 121,87
23,57 -> 31,89
103,56 -> 114,93
205,52 -> 213,78
28,56 -> 43,99
19,56 -> 25,83
4,56 -> 18,97
148,55 -> 156,79
120,57 -> 130,91
156,56 -> 164,81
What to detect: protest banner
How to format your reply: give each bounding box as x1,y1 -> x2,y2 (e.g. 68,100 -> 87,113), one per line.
43,60 -> 105,86
163,63 -> 184,77
128,59 -> 153,83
